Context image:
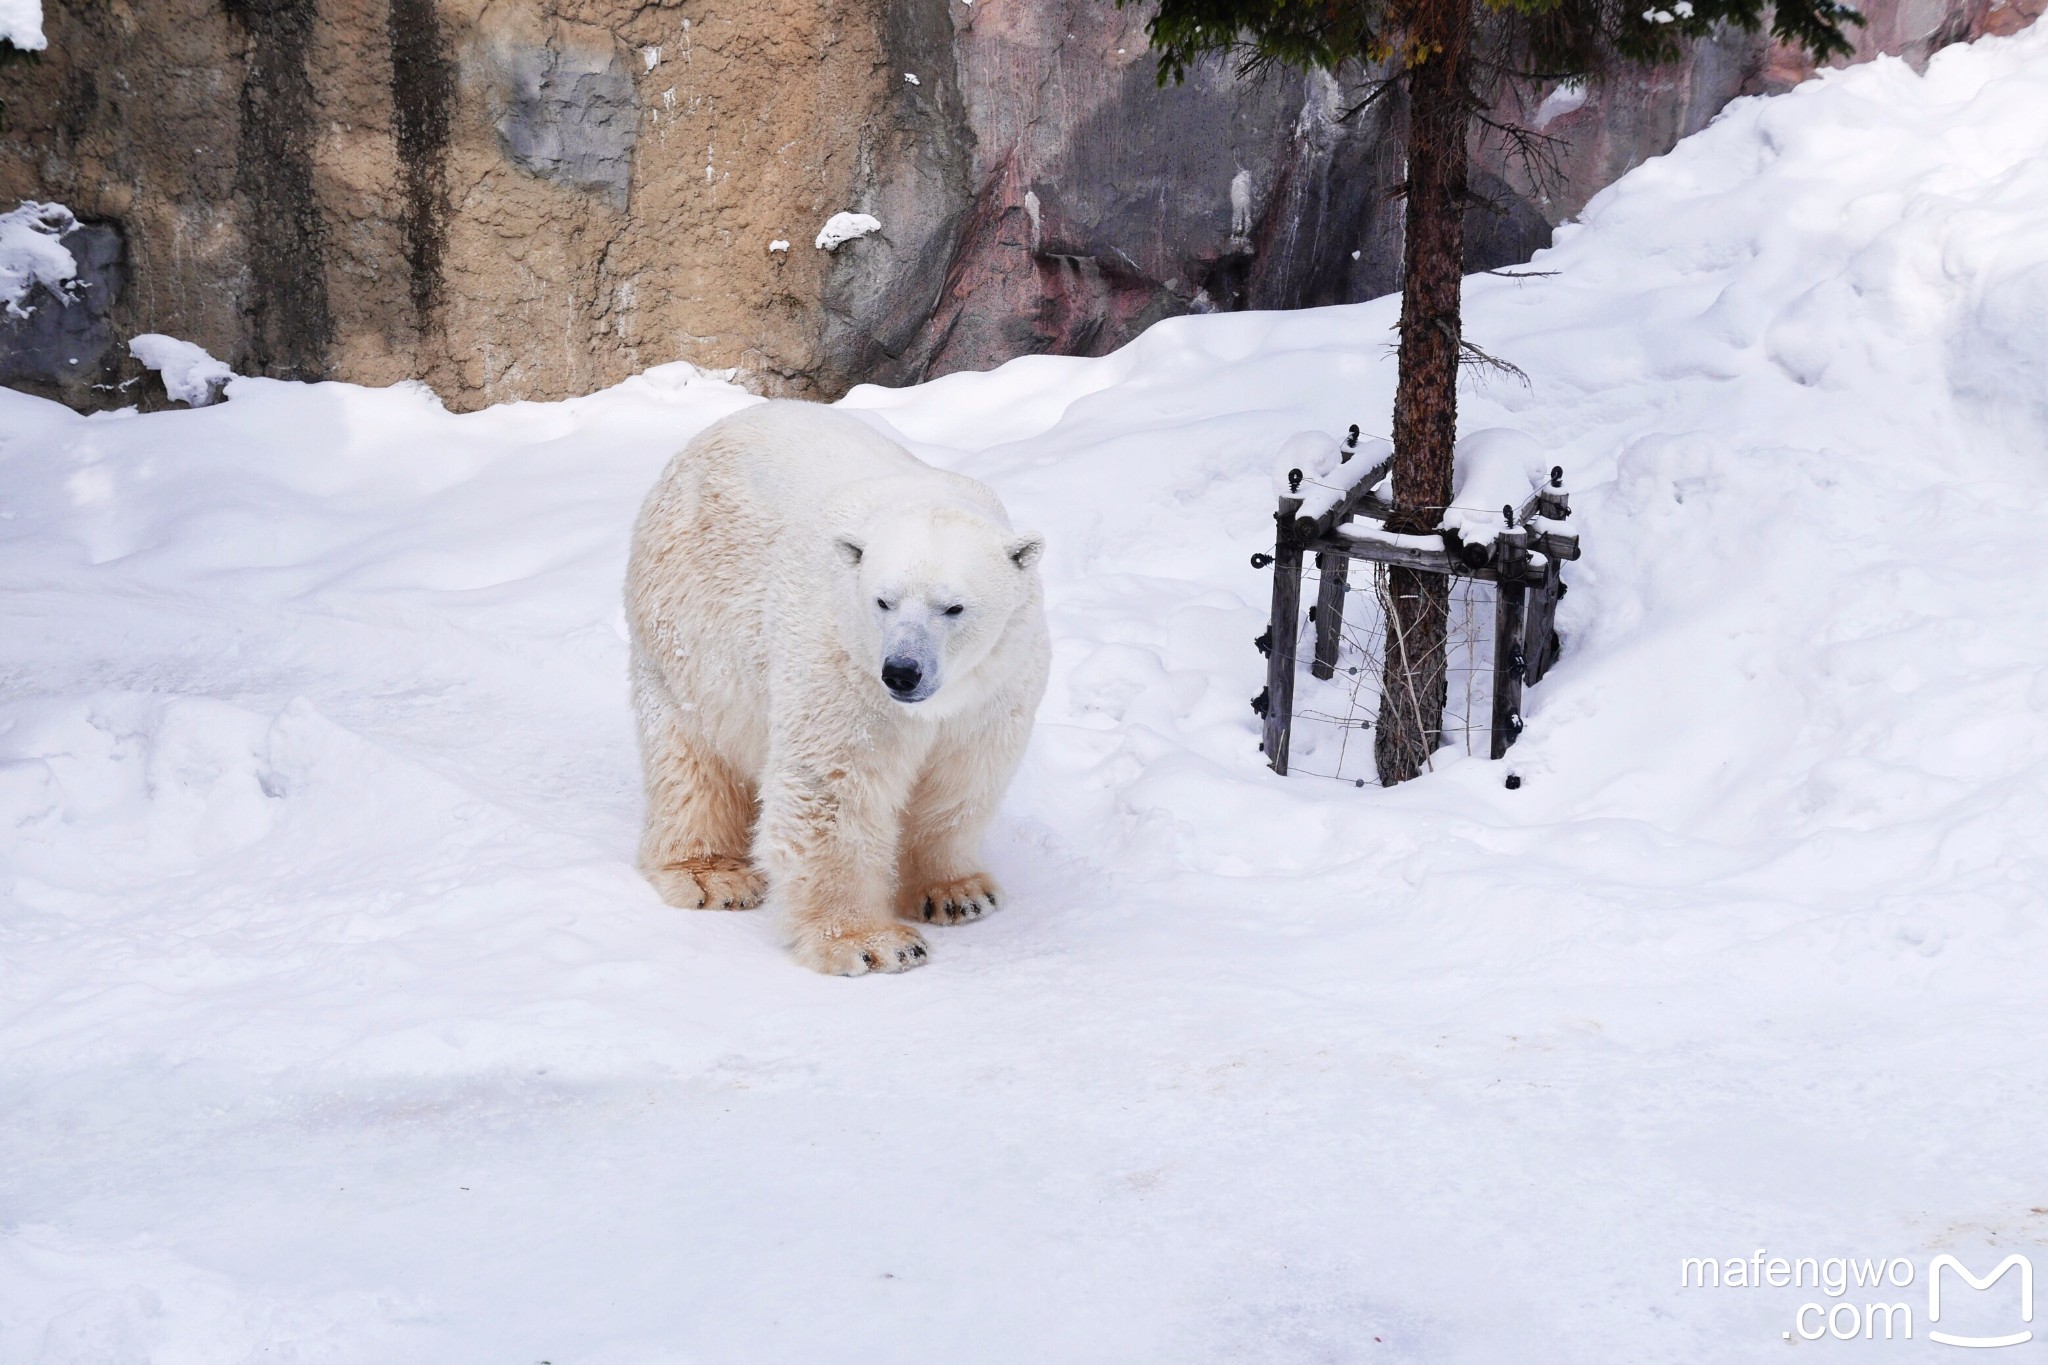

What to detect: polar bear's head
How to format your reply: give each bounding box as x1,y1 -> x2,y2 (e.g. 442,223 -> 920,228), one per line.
834,508 -> 1044,708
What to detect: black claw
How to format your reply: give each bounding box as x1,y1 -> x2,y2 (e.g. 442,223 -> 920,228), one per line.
911,944 -> 926,958
862,951 -> 879,969
987,892 -> 998,907
922,899 -> 935,921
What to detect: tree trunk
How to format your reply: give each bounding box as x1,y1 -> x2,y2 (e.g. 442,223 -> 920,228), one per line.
1374,7 -> 1472,786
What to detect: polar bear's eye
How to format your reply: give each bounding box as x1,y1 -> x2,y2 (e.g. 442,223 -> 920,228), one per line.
876,598 -> 892,611
943,604 -> 965,616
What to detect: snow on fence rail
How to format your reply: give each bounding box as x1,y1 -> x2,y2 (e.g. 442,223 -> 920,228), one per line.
1250,424 -> 1581,780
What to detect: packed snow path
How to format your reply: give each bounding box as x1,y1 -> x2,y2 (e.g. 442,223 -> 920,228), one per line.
6,26 -> 2048,1363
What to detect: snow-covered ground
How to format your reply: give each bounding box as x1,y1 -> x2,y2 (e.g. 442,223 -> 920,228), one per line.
6,24 -> 2048,1364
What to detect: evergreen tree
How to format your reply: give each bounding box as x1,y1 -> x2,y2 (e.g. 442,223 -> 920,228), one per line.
1128,0 -> 1857,783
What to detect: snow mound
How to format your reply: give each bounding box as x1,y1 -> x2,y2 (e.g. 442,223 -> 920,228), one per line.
1440,427 -> 1549,544
129,333 -> 234,406
1269,428 -> 1341,496
1,200 -> 78,316
814,211 -> 881,250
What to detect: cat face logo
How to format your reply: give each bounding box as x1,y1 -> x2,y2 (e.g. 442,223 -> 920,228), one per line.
1928,1255 -> 2032,1349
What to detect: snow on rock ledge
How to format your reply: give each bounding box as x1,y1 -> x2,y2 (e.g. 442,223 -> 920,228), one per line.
814,212 -> 881,251
1,201 -> 79,316
0,0 -> 44,50
129,333 -> 234,407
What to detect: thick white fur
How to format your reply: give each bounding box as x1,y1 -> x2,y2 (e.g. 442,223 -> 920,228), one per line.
625,401 -> 1050,975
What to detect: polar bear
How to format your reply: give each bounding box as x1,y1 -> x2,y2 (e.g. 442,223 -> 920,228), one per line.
624,401 -> 1049,975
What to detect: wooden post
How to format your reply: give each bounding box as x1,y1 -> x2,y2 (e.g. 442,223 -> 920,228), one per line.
1523,558 -> 1561,685
1490,527 -> 1529,760
1310,551 -> 1349,680
1256,478 -> 1307,775
1261,534 -> 1305,773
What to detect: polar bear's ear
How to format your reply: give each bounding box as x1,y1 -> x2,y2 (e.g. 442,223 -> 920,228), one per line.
1006,533 -> 1045,571
832,534 -> 866,567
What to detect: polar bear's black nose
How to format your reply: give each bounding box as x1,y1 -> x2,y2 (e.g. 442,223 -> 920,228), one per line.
883,658 -> 923,696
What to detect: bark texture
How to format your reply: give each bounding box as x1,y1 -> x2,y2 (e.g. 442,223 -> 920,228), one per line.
1374,7 -> 1472,788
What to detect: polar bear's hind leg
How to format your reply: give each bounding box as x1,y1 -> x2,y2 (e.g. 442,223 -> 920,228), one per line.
634,668 -> 763,911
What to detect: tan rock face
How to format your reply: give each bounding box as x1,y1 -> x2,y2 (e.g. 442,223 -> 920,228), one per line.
3,0 -> 945,407
426,0 -> 905,404
1,0 -> 2038,411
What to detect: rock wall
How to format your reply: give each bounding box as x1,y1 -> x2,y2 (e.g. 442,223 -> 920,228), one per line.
2,0 -> 2039,410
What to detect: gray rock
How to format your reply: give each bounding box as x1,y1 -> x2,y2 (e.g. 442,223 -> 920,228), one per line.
0,217 -> 129,405
484,31 -> 637,211
817,0 -> 976,391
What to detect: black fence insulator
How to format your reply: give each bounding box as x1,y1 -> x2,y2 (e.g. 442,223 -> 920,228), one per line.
1251,552 -> 1274,569
1505,773 -> 1522,790
1307,606 -> 1317,624
1288,468 -> 1303,494
1250,688 -> 1270,719
1509,711 -> 1525,735
1343,424 -> 1360,459
1501,503 -> 1516,527
1508,649 -> 1527,683
1550,465 -> 1564,488
1253,627 -> 1272,657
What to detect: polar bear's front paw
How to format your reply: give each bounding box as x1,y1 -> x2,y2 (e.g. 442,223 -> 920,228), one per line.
795,922 -> 931,976
909,874 -> 1000,926
647,856 -> 765,910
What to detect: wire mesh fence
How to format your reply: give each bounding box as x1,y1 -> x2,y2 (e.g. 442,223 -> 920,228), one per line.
1282,562 -> 1502,785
